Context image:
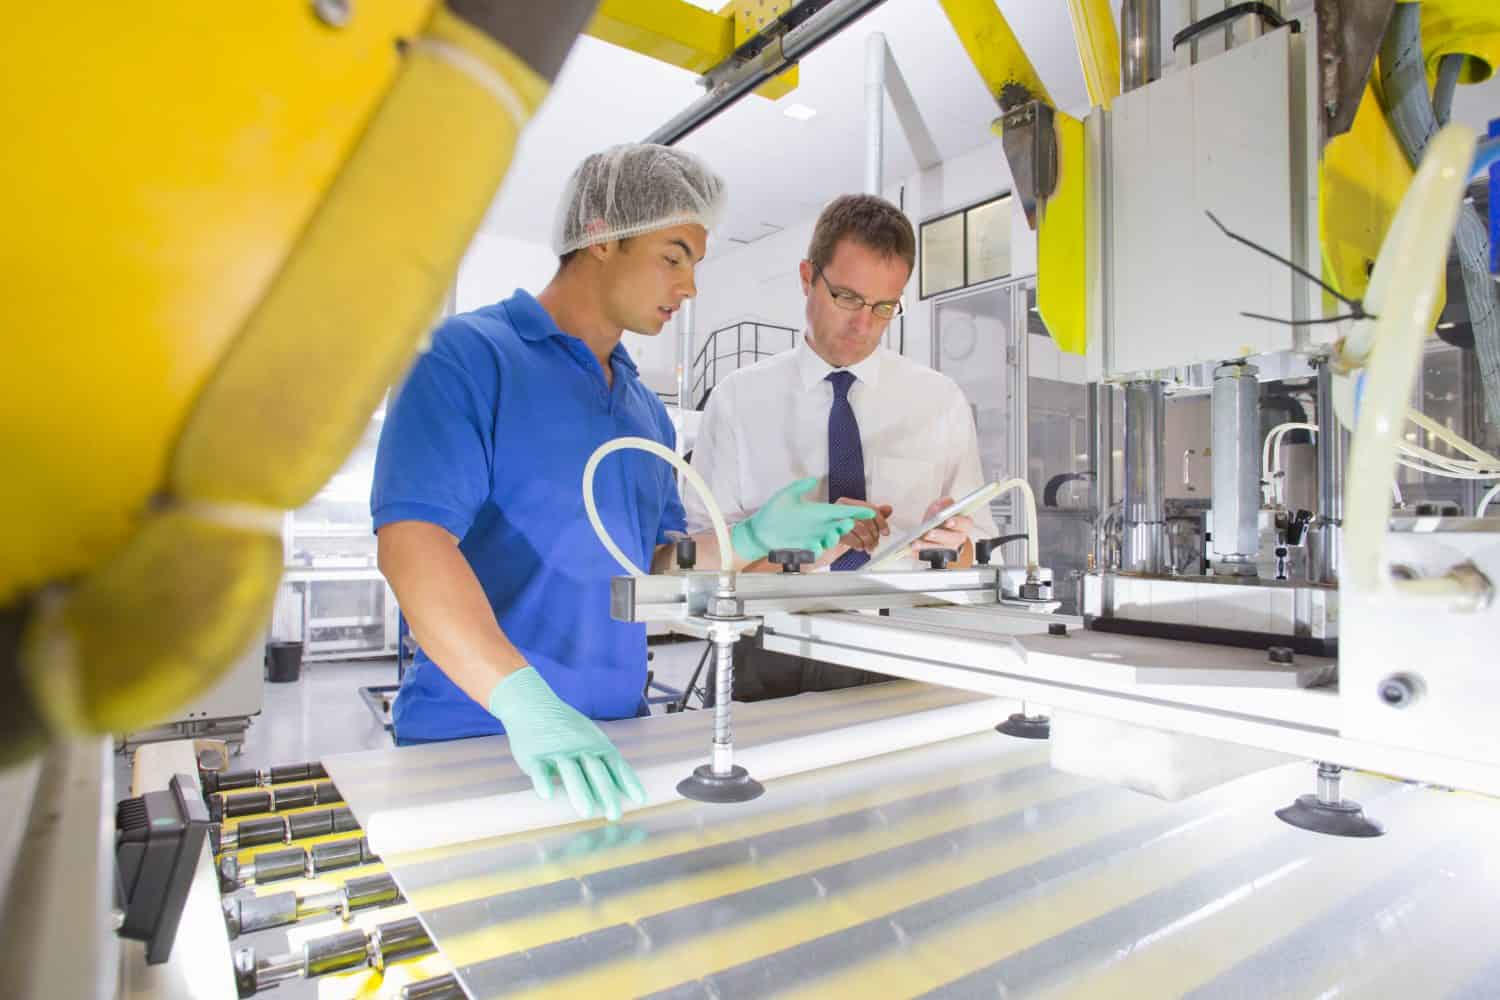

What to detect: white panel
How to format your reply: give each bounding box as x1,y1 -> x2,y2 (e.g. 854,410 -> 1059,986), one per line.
1107,30 -> 1295,377
1149,579 -> 1198,626
1341,530 -> 1500,767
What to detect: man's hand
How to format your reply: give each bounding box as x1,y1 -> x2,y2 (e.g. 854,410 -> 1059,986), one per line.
836,499 -> 893,552
912,497 -> 975,554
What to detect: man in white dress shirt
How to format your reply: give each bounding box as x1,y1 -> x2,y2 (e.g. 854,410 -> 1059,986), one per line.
687,194 -> 998,699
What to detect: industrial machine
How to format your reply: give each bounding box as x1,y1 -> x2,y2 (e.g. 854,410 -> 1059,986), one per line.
5,0 -> 1500,997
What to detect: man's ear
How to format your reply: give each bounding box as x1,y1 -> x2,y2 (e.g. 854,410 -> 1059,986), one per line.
587,240 -> 616,264
799,259 -> 813,295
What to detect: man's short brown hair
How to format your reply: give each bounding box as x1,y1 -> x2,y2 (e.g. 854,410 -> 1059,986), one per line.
806,194 -> 916,277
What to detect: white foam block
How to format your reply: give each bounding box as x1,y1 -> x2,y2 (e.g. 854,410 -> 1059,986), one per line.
366,698 -> 1012,856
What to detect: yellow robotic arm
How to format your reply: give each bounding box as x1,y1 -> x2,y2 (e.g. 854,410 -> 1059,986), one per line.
0,1 -> 599,761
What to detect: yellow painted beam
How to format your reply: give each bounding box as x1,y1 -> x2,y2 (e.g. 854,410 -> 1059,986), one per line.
586,0 -> 736,75
1066,0 -> 1121,109
938,0 -> 1053,113
1038,110 -> 1088,355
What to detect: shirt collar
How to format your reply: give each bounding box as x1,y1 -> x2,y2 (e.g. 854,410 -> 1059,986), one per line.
795,331 -> 882,392
503,289 -> 639,375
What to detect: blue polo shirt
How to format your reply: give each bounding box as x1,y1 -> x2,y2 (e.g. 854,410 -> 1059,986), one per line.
371,290 -> 685,742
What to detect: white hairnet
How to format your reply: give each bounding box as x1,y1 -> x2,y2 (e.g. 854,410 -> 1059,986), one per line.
552,143 -> 727,257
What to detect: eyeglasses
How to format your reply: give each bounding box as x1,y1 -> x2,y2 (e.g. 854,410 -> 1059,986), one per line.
812,264 -> 904,319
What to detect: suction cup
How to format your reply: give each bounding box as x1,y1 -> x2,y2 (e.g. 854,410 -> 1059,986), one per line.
676,764 -> 765,803
996,713 -> 1051,740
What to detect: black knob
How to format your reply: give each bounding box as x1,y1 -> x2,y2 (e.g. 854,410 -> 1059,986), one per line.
975,534 -> 1027,565
1047,622 -> 1068,637
919,547 -> 959,570
675,537 -> 697,570
769,548 -> 815,573
1267,645 -> 1295,665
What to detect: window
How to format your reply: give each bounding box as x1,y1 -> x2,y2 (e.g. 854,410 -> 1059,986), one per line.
919,193 -> 1013,298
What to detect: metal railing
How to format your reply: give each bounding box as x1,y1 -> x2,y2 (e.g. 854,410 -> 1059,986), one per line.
686,321 -> 798,409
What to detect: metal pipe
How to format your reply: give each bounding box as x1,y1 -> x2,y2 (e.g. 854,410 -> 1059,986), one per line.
711,639 -> 735,775
865,33 -> 886,194
1120,0 -> 1161,91
1313,360 -> 1345,584
646,0 -> 889,146
1211,361 -> 1261,576
1121,379 -> 1165,574
677,299 -> 696,416
1092,382 -> 1115,571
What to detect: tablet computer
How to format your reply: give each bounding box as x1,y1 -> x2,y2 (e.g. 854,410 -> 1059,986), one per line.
861,481 -> 1002,571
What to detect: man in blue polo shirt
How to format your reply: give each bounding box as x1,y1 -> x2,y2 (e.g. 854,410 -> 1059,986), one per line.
372,144 -> 874,823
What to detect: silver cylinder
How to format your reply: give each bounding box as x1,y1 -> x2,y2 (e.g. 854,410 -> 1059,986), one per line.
1211,362 -> 1261,575
1120,0 -> 1162,91
1315,762 -> 1343,806
865,33 -> 885,195
1121,379 -> 1165,574
1313,360 -> 1344,584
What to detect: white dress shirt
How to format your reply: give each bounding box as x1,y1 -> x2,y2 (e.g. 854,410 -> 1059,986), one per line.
686,334 -> 998,566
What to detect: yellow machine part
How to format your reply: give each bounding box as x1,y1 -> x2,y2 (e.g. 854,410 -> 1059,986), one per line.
1,1 -> 569,754
1038,111 -> 1089,356
1410,0 -> 1500,84
588,0 -> 735,74
1066,0 -> 1122,110
938,0 -> 1054,112
729,0 -> 801,101
0,0 -> 430,607
1320,80 -> 1415,305
588,0 -> 799,101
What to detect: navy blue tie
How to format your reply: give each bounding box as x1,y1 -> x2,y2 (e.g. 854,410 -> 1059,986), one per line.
826,370 -> 869,571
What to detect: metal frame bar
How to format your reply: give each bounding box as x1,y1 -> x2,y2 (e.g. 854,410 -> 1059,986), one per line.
759,611 -> 1500,797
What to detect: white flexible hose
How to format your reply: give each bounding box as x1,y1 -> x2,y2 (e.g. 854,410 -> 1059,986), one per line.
1479,483 -> 1500,517
1343,124 -> 1476,594
994,478 -> 1043,575
582,436 -> 734,578
1262,422 -> 1318,506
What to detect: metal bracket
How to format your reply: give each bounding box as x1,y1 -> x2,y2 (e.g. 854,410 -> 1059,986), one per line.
1314,0 -> 1397,141
999,100 -> 1058,230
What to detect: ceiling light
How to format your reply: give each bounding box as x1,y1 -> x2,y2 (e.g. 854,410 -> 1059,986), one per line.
782,103 -> 817,121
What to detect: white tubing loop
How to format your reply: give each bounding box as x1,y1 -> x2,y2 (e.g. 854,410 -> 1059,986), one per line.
1342,125 -> 1476,598
583,436 -> 734,578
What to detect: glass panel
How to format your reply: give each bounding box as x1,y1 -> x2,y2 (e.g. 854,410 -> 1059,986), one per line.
920,213 -> 965,298
965,196 -> 1012,285
290,404 -> 384,569
932,284 -> 1016,531
1395,340 -> 1492,513
1023,286 -> 1093,611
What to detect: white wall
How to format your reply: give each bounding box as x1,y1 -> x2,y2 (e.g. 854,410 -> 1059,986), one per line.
455,231 -> 556,312
454,230 -> 681,393
452,135 -> 1043,396
692,136 -> 1038,375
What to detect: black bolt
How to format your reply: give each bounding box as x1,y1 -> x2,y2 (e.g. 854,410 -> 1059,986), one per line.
1267,646 -> 1295,665
919,547 -> 959,570
675,537 -> 697,570
1048,622 -> 1068,636
1379,674 -> 1419,708
768,549 -> 815,573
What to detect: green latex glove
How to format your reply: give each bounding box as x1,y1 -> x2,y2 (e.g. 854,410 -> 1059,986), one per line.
487,667 -> 647,822
731,476 -> 878,562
